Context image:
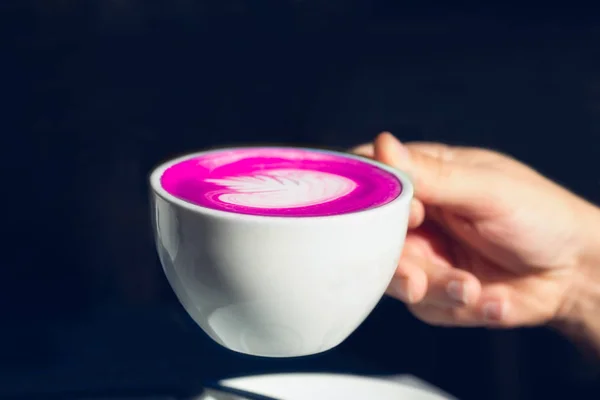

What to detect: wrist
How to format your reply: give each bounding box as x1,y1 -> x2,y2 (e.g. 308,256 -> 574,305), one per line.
552,201 -> 600,355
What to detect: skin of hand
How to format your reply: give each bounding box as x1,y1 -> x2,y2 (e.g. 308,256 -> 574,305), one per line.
351,132 -> 600,331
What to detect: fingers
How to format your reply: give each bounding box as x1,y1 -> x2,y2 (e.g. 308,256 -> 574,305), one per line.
374,132 -> 497,210
388,241 -> 481,308
351,135 -> 516,328
385,225 -> 513,328
387,263 -> 428,304
408,198 -> 425,229
407,300 -> 507,328
388,250 -> 511,327
407,292 -> 511,328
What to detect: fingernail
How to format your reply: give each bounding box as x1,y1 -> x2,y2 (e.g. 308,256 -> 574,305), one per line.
447,280 -> 467,305
483,301 -> 504,321
390,277 -> 414,303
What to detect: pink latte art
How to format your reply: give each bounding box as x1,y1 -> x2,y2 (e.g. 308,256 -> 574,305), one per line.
160,148 -> 402,217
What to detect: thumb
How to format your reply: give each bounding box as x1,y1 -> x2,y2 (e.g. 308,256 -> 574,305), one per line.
374,132 -> 490,210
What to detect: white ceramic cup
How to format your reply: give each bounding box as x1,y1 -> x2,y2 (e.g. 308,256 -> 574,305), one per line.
150,148 -> 413,357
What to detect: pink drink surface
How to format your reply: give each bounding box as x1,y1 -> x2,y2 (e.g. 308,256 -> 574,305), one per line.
160,148 -> 402,217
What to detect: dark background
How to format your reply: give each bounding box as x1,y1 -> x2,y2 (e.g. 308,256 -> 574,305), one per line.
2,1 -> 600,399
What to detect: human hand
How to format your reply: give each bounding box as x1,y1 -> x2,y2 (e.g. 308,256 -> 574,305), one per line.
352,133 -> 600,329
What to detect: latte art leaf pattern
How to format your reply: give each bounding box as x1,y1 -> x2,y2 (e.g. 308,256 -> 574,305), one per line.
205,169 -> 357,209
160,148 -> 402,216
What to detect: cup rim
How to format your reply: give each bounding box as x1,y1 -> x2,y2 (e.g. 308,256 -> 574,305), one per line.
149,146 -> 414,222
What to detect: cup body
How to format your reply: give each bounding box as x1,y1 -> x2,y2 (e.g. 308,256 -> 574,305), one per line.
150,149 -> 413,357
